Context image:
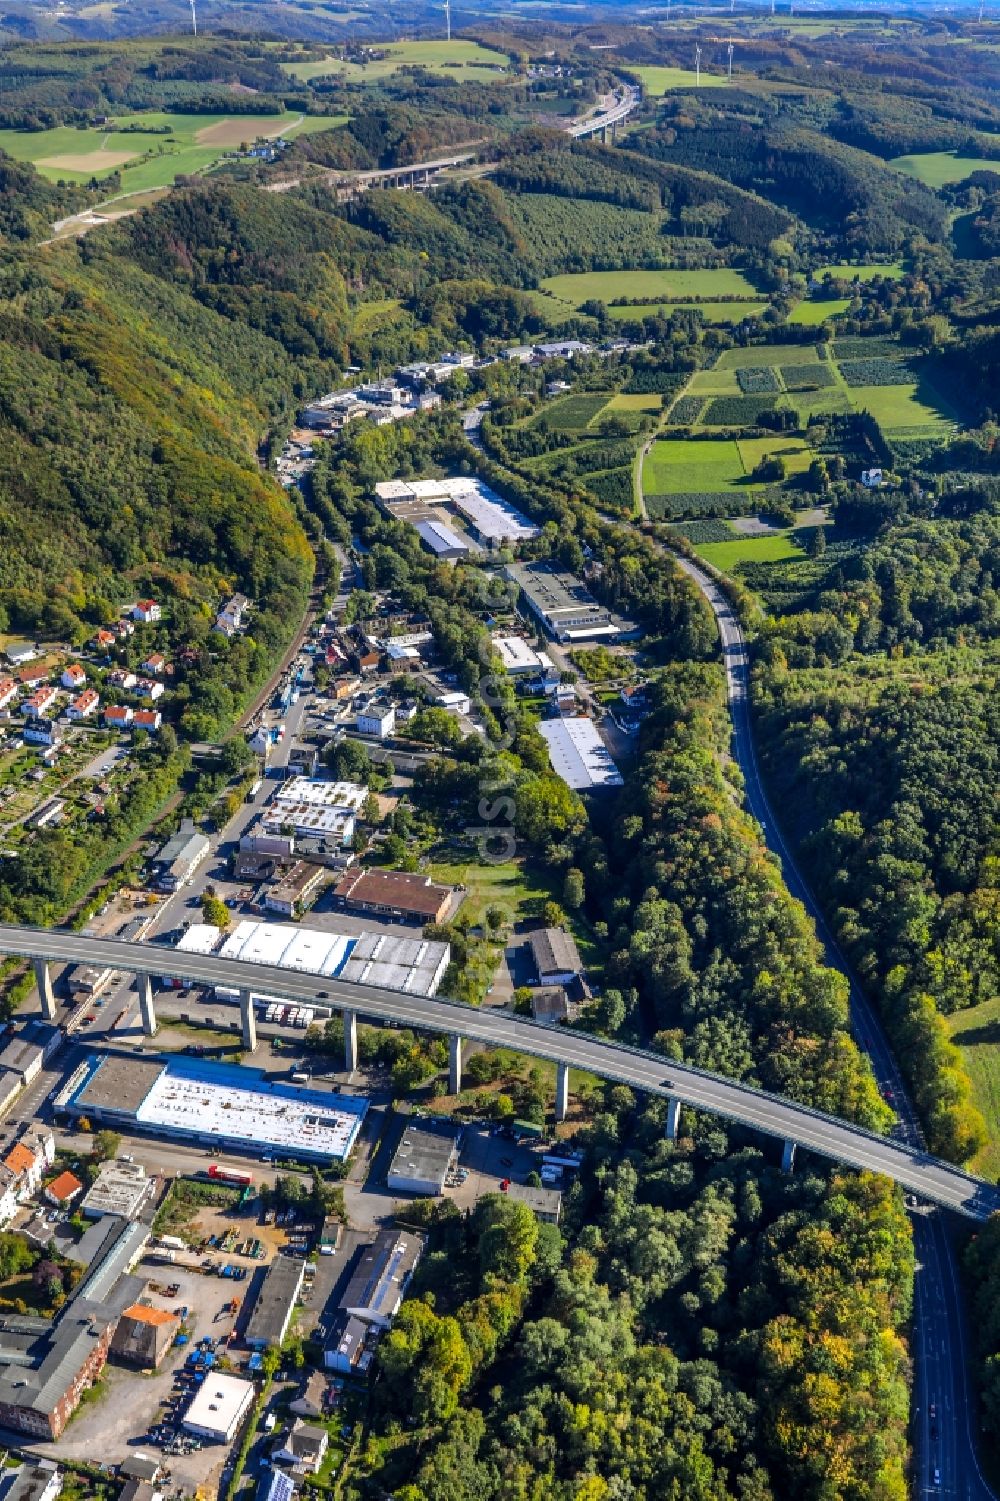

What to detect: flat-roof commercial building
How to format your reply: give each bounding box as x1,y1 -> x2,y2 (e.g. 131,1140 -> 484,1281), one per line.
331,867 -> 454,925
245,1255 -> 305,1350
450,484 -> 538,548
341,1230 -> 424,1330
538,717 -> 623,791
492,636 -> 546,676
262,777 -> 366,846
63,1054 -> 368,1164
214,919 -> 451,999
81,1159 -> 155,1221
504,1183 -> 562,1224
506,561 -> 633,643
183,1373 -> 255,1443
376,476 -> 538,550
387,1124 -> 458,1197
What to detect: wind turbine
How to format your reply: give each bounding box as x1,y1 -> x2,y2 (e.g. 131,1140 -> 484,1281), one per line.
728,38 -> 734,80
695,43 -> 702,84
190,0 -> 197,33
444,0 -> 451,41
979,0 -> 985,19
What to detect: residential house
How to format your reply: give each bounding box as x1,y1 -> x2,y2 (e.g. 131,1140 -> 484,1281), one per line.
92,629 -> 116,652
17,665 -> 50,689
0,1461 -> 62,1501
67,690 -> 99,721
104,706 -> 134,730
272,1420 -> 328,1475
136,679 -> 164,701
356,705 -> 395,739
4,642 -> 37,667
215,594 -> 249,637
110,1303 -> 179,1369
141,653 -> 166,676
44,1171 -> 83,1209
132,601 -> 161,624
0,678 -> 18,711
21,687 -> 57,719
133,709 -> 162,733
289,1371 -> 328,1420
112,619 -> 135,639
61,665 -> 86,691
2,1128 -> 55,1200
24,722 -> 60,748
107,669 -> 137,691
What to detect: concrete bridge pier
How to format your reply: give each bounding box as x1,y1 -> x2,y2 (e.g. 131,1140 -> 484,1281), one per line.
449,1034 -> 463,1096
782,1139 -> 797,1173
136,973 -> 157,1037
602,123 -> 610,145
555,1062 -> 570,1123
344,1009 -> 358,1073
33,959 -> 57,1022
239,988 -> 257,1052
664,1096 -> 682,1141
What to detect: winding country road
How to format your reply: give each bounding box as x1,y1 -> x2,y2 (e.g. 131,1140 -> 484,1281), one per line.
666,545 -> 996,1500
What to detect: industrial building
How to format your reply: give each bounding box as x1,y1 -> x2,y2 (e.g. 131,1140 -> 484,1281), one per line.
504,1183 -> 562,1224
153,820 -> 211,892
386,1123 -> 458,1196
110,1303 -> 179,1369
375,475 -> 538,549
414,518 -> 473,560
61,1054 -> 369,1164
81,1159 -> 155,1221
450,484 -> 538,548
0,1215 -> 148,1439
531,928 -> 584,987
261,777 -> 366,845
213,919 -> 451,998
245,1255 -> 305,1349
183,1373 -> 255,1443
331,867 -> 454,925
492,635 -> 554,678
538,717 -> 623,790
340,1229 -> 424,1329
0,1462 -> 61,1501
263,861 -> 326,918
505,561 -> 633,643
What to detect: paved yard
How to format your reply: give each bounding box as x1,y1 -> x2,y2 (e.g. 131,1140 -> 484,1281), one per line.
38,1260 -> 246,1491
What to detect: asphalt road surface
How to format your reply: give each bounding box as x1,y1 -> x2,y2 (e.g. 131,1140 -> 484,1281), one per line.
2,922 -> 999,1224
672,550 -> 996,1501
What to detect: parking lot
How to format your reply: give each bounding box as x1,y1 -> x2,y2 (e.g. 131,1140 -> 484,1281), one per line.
39,1259 -> 245,1492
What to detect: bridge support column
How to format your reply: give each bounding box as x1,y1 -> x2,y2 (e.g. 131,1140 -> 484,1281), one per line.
555,1062 -> 570,1123
136,973 -> 157,1037
664,1096 -> 681,1141
602,123 -> 609,145
33,959 -> 57,1022
343,1009 -> 357,1073
449,1034 -> 463,1096
781,1139 -> 797,1173
239,988 -> 257,1052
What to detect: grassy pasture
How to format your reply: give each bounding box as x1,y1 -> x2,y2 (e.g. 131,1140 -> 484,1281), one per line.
282,39 -> 510,83
634,65 -> 728,94
716,344 -> 824,369
813,262 -> 905,282
607,300 -> 767,323
539,267 -> 759,309
890,150 -> 1000,187
695,532 -> 808,568
788,298 -> 851,325
0,110 -> 338,191
848,382 -> 956,435
643,438 -> 747,494
736,436 -> 815,476
948,996 -> 1000,1180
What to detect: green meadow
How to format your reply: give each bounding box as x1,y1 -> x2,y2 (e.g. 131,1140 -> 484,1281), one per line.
282,39 -> 510,83
695,532 -> 808,568
0,110 -> 339,192
634,65 -> 728,95
539,267 -> 760,310
890,150 -> 1000,187
789,298 -> 851,325
607,300 -> 767,324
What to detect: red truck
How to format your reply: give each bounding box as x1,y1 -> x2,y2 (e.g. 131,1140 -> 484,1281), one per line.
207,1164 -> 254,1187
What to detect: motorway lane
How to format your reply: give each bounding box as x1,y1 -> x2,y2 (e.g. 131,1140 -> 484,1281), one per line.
671,551 -> 996,1500
2,923 -> 999,1221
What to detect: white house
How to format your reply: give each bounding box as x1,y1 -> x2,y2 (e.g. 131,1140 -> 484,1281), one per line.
134,709 -> 162,733
104,706 -> 134,730
136,679 -> 164,701
21,686 -> 57,718
435,690 -> 471,716
67,689 -> 99,721
356,705 -> 395,739
861,468 -> 884,489
141,653 -> 166,675
132,600 -> 161,624
0,677 -> 17,711
61,665 -> 86,690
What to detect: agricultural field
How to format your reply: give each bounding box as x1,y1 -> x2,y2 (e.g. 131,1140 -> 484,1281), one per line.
633,65 -> 728,94
643,437 -> 749,495
716,343 -> 826,369
788,298 -> 851,325
0,111 -> 339,192
890,150 -> 1000,187
812,262 -> 906,282
608,300 -> 768,323
847,382 -> 958,436
538,393 -> 611,431
539,267 -> 760,310
281,39 -> 510,83
694,532 -> 809,569
604,393 -> 662,415
736,436 -> 816,477
947,996 -> 1000,1180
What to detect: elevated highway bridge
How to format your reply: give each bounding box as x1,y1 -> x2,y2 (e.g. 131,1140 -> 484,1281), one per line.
2,922 -> 998,1222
